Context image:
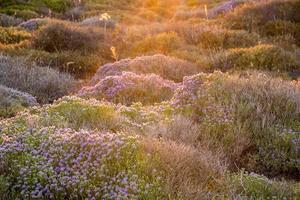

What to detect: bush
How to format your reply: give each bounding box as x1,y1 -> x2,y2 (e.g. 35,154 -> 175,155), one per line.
262,20 -> 300,45
174,22 -> 259,49
172,71 -> 300,177
143,138 -> 227,199
42,0 -> 71,13
0,27 -> 31,45
0,55 -> 76,103
0,14 -> 23,27
79,72 -> 177,105
14,9 -> 39,20
225,0 -> 300,31
213,44 -> 299,71
132,32 -> 182,54
0,85 -> 38,118
46,96 -> 123,131
0,126 -> 164,199
32,21 -> 105,54
229,171 -> 299,199
18,18 -> 49,31
3,47 -> 107,79
92,54 -> 199,83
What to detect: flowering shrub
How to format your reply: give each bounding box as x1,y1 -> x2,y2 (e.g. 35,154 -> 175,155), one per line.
172,71 -> 300,176
92,54 -> 199,83
80,72 -> 178,105
0,127 -> 164,199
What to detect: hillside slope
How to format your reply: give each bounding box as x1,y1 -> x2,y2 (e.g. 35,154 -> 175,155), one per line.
0,0 -> 299,199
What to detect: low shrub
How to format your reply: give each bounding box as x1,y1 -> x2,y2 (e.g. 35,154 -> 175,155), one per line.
132,32 -> 182,55
0,14 -> 23,27
46,96 -> 123,131
213,44 -> 299,71
0,55 -> 76,103
79,72 -> 177,105
42,0 -> 71,13
229,171 -> 299,199
18,18 -> 49,31
14,9 -> 39,20
32,21 -> 105,54
0,85 -> 38,118
0,27 -> 31,45
225,0 -> 300,32
143,137 -> 227,200
174,22 -> 260,49
223,29 -> 260,49
262,20 -> 300,45
0,126 -> 165,199
92,54 -> 199,83
2,48 -> 107,79
172,71 -> 300,177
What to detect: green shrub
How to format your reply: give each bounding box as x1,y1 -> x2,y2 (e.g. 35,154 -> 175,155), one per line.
46,96 -> 123,131
14,9 -> 39,20
0,27 -> 31,45
132,32 -> 182,54
0,0 -> 74,16
214,44 -> 299,71
41,0 -> 70,13
262,20 -> 300,45
32,21 -> 105,54
229,171 -> 299,199
223,30 -> 260,49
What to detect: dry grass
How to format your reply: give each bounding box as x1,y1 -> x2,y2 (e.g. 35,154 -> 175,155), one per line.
143,137 -> 227,200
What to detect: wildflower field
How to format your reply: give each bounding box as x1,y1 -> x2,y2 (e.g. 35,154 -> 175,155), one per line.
0,0 -> 299,199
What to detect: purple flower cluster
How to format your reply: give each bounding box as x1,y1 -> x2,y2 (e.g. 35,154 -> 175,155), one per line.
171,73 -> 206,107
0,127 -> 154,199
78,72 -> 178,105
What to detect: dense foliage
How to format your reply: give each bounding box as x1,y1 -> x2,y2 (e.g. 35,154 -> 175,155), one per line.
0,0 -> 299,199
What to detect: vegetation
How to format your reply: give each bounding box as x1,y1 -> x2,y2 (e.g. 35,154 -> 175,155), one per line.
0,55 -> 76,103
213,44 -> 299,71
0,0 -> 299,199
0,85 -> 37,118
